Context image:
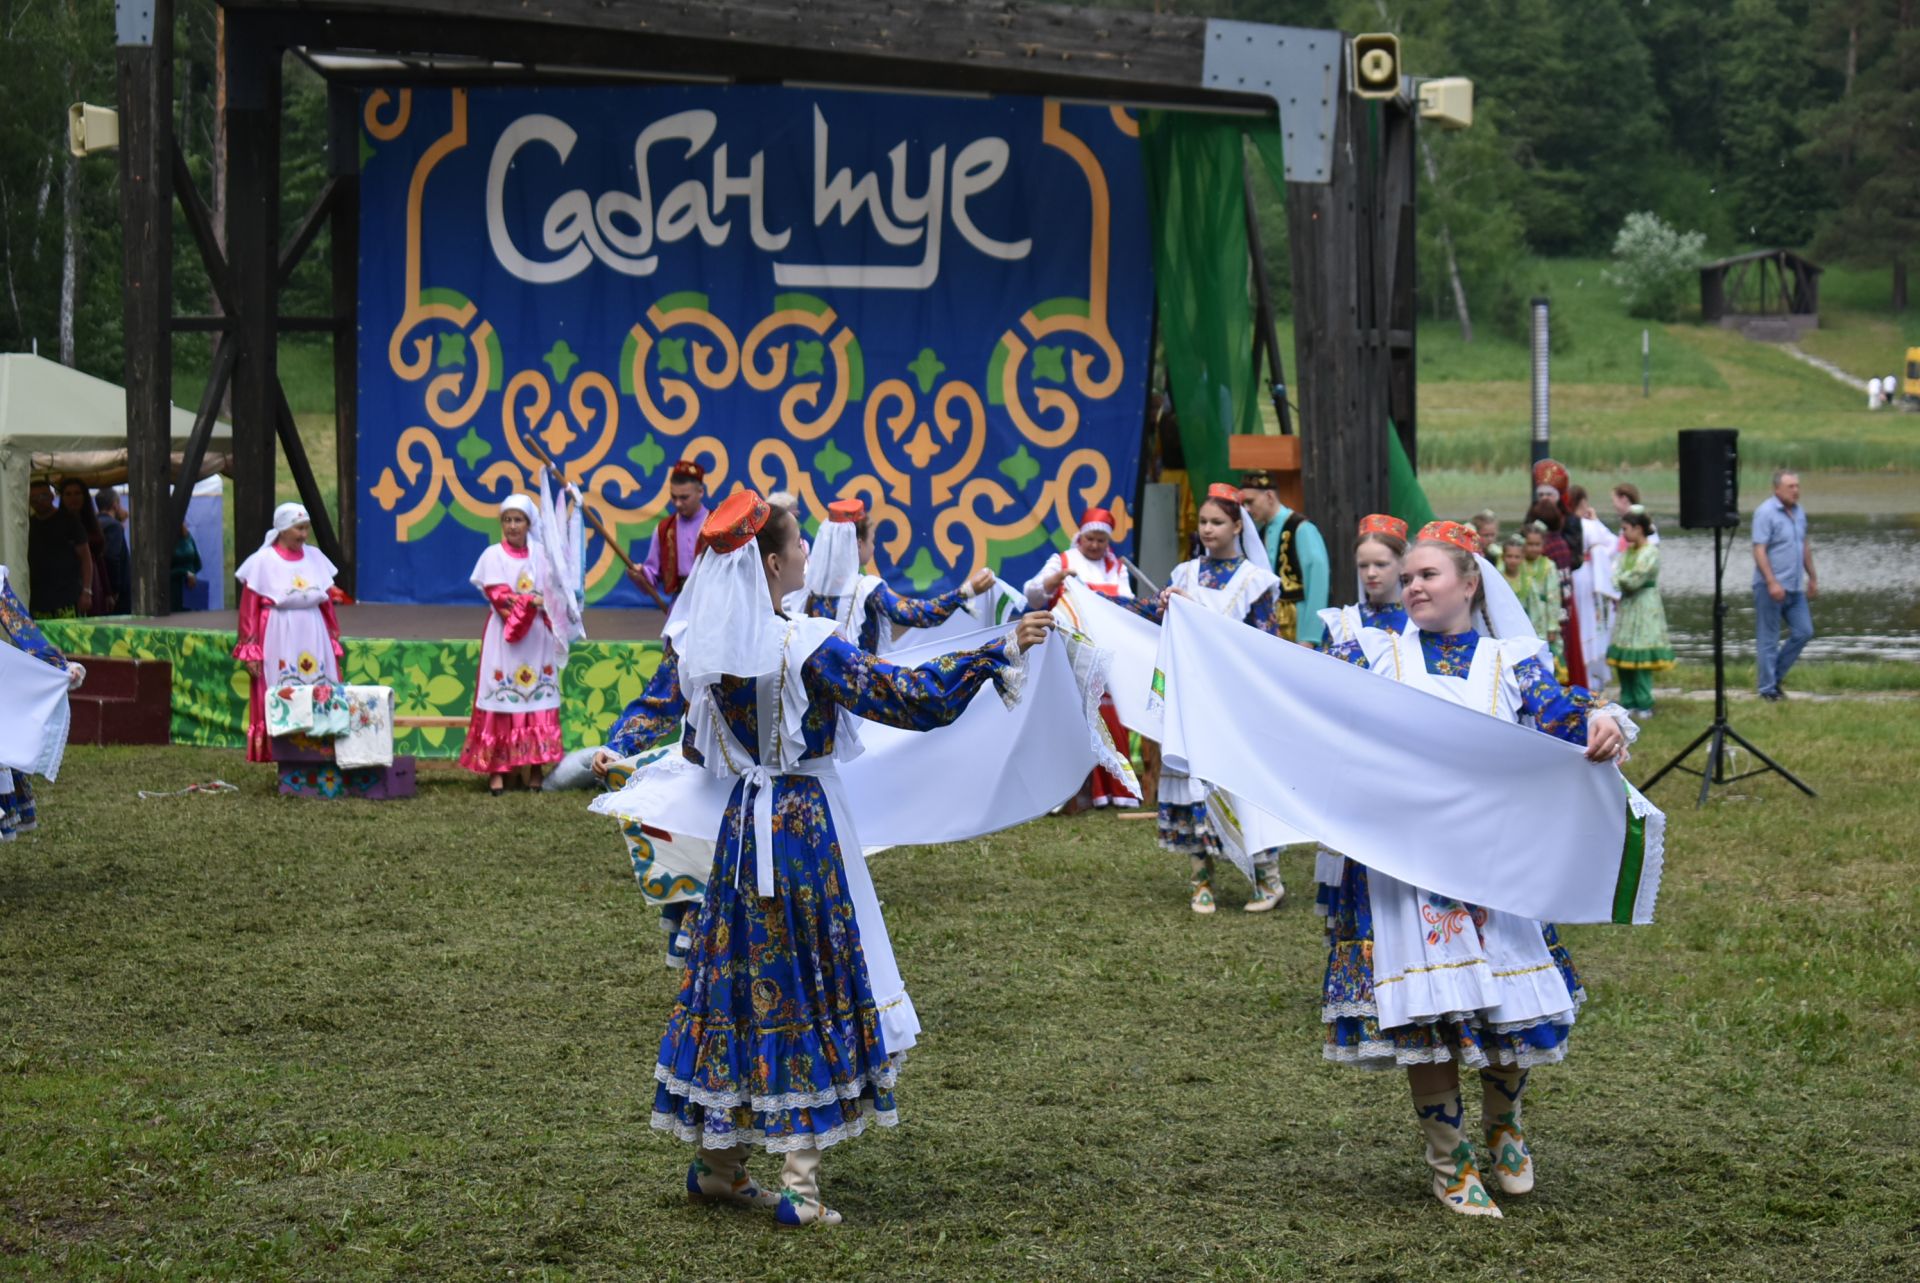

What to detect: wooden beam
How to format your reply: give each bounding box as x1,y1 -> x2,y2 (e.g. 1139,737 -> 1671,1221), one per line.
328,82 -> 361,596
224,16 -> 284,549
1286,49 -> 1389,598
117,0 -> 176,617
1381,103 -> 1419,471
228,0 -> 1254,110
171,331 -> 238,536
277,177 -> 340,290
274,383 -> 346,568
169,316 -> 236,332
170,140 -> 235,319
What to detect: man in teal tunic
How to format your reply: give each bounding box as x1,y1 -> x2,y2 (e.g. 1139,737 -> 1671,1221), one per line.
1239,470 -> 1330,645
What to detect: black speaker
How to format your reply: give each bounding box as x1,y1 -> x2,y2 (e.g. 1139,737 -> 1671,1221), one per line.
1677,429 -> 1740,529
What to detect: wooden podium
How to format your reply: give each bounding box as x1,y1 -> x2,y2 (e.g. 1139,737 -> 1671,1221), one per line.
1228,434 -> 1303,511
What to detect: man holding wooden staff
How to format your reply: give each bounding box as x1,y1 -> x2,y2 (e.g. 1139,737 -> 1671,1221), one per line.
627,460 -> 710,607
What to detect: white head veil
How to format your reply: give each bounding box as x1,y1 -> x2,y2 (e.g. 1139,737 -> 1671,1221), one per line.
804,515 -> 862,599
1236,507 -> 1267,567
252,502 -> 310,560
1471,551 -> 1552,664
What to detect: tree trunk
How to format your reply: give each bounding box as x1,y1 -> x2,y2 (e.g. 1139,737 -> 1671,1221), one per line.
58,145 -> 78,366
1418,134 -> 1474,344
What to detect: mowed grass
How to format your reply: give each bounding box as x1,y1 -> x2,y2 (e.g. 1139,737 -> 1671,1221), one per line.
4,709 -> 1919,1281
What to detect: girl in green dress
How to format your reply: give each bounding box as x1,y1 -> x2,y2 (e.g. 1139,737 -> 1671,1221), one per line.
1606,509 -> 1675,716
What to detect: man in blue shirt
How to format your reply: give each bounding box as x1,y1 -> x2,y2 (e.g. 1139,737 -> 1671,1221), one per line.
1750,469 -> 1816,701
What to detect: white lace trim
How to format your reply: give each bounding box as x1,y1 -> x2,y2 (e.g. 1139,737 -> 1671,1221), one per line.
651,1103 -> 899,1154
1626,782 -> 1666,926
1322,1036 -> 1572,1072
1062,630 -> 1142,796
993,632 -> 1030,710
653,1056 -> 901,1114
1320,994 -> 1586,1033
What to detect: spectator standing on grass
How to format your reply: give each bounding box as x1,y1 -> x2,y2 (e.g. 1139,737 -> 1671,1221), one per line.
1752,469 -> 1815,702
1607,508 -> 1674,719
171,524 -> 203,612
58,478 -> 111,615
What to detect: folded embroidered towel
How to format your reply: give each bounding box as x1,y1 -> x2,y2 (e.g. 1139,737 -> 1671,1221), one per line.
335,685 -> 395,769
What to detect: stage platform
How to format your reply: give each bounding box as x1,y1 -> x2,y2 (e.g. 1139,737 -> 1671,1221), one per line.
41,605 -> 668,760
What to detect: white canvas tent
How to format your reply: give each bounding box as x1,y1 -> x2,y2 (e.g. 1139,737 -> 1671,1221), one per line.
0,353 -> 230,604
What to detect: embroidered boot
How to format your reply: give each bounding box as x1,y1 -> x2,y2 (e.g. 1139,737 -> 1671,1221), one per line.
1244,859 -> 1286,913
775,1146 -> 843,1227
1413,1088 -> 1502,1218
1481,1067 -> 1535,1196
1189,856 -> 1217,914
685,1145 -> 779,1210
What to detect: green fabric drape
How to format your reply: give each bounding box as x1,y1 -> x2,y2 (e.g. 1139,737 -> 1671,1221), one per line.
1142,112 -> 1438,534
1139,112 -> 1258,493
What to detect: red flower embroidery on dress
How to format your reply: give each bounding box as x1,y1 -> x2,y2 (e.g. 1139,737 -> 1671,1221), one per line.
1422,898 -> 1473,946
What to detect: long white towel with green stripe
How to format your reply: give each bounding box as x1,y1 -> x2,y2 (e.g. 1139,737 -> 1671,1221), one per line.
1155,597 -> 1664,926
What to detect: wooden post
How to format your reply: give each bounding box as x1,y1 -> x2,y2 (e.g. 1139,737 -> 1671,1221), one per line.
115,0 -> 175,616
223,16 -> 282,549
1285,52 -> 1390,597
328,83 -> 361,595
1381,101 -> 1419,471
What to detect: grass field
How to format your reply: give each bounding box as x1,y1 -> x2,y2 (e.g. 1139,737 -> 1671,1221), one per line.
6,698 -> 1918,1281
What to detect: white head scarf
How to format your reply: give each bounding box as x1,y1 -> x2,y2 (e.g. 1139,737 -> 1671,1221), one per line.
804,516 -> 862,599
250,502 -> 310,561
1472,551 -> 1552,664
499,493 -> 537,541
1237,507 -> 1267,567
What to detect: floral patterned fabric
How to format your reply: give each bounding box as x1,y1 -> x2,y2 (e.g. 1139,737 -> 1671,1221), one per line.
653,632 -> 1012,1153
605,642 -> 684,758
1319,628 -> 1591,1068
804,581 -> 970,654
1,575 -> 61,840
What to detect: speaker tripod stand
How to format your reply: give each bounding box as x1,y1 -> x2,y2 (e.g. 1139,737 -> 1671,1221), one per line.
1642,526 -> 1816,807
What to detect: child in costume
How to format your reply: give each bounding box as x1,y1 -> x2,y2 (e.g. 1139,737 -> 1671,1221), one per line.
1127,483 -> 1288,914
627,492 -> 1054,1227
1318,520 -> 1630,1218
1607,507 -> 1675,717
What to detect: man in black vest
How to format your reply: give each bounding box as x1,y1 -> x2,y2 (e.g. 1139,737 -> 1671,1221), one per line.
1238,470 -> 1329,644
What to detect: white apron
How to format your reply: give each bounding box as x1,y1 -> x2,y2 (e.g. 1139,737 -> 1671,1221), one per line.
1158,558 -> 1296,884
1356,623 -> 1577,1034
470,542 -> 562,714
692,620 -> 921,1057
236,545 -> 340,688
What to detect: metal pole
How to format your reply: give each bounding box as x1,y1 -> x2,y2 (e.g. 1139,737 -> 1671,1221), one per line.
1529,297 -> 1551,472
1642,328 -> 1651,398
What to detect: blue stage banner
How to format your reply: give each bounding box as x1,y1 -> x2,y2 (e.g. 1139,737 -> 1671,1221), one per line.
356,86 -> 1155,606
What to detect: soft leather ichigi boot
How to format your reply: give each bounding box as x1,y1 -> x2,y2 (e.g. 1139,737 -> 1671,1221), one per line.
1244,861 -> 1285,913
685,1145 -> 780,1210
775,1146 -> 843,1228
1481,1066 -> 1535,1195
1412,1088 -> 1502,1218
1189,855 -> 1217,914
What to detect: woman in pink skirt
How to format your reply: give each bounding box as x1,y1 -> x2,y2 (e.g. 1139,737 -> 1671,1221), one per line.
459,495 -> 564,794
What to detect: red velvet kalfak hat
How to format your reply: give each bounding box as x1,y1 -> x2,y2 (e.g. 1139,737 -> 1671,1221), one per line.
1079,507 -> 1115,533
1357,513 -> 1409,542
670,459 -> 707,484
700,490 -> 770,555
827,498 -> 866,524
1205,482 -> 1243,505
1417,520 -> 1481,555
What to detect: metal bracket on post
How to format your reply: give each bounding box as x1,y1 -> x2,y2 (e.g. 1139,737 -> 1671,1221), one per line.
114,1 -> 155,45
1201,21 -> 1341,185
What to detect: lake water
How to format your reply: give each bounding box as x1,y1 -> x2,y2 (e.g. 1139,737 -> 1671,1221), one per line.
1654,513 -> 1920,663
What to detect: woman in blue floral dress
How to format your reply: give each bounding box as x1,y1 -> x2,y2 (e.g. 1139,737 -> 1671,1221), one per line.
803,496 -> 996,652
1318,521 -> 1628,1219
1127,483 -> 1287,913
0,565 -> 80,839
619,490 -> 1053,1227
